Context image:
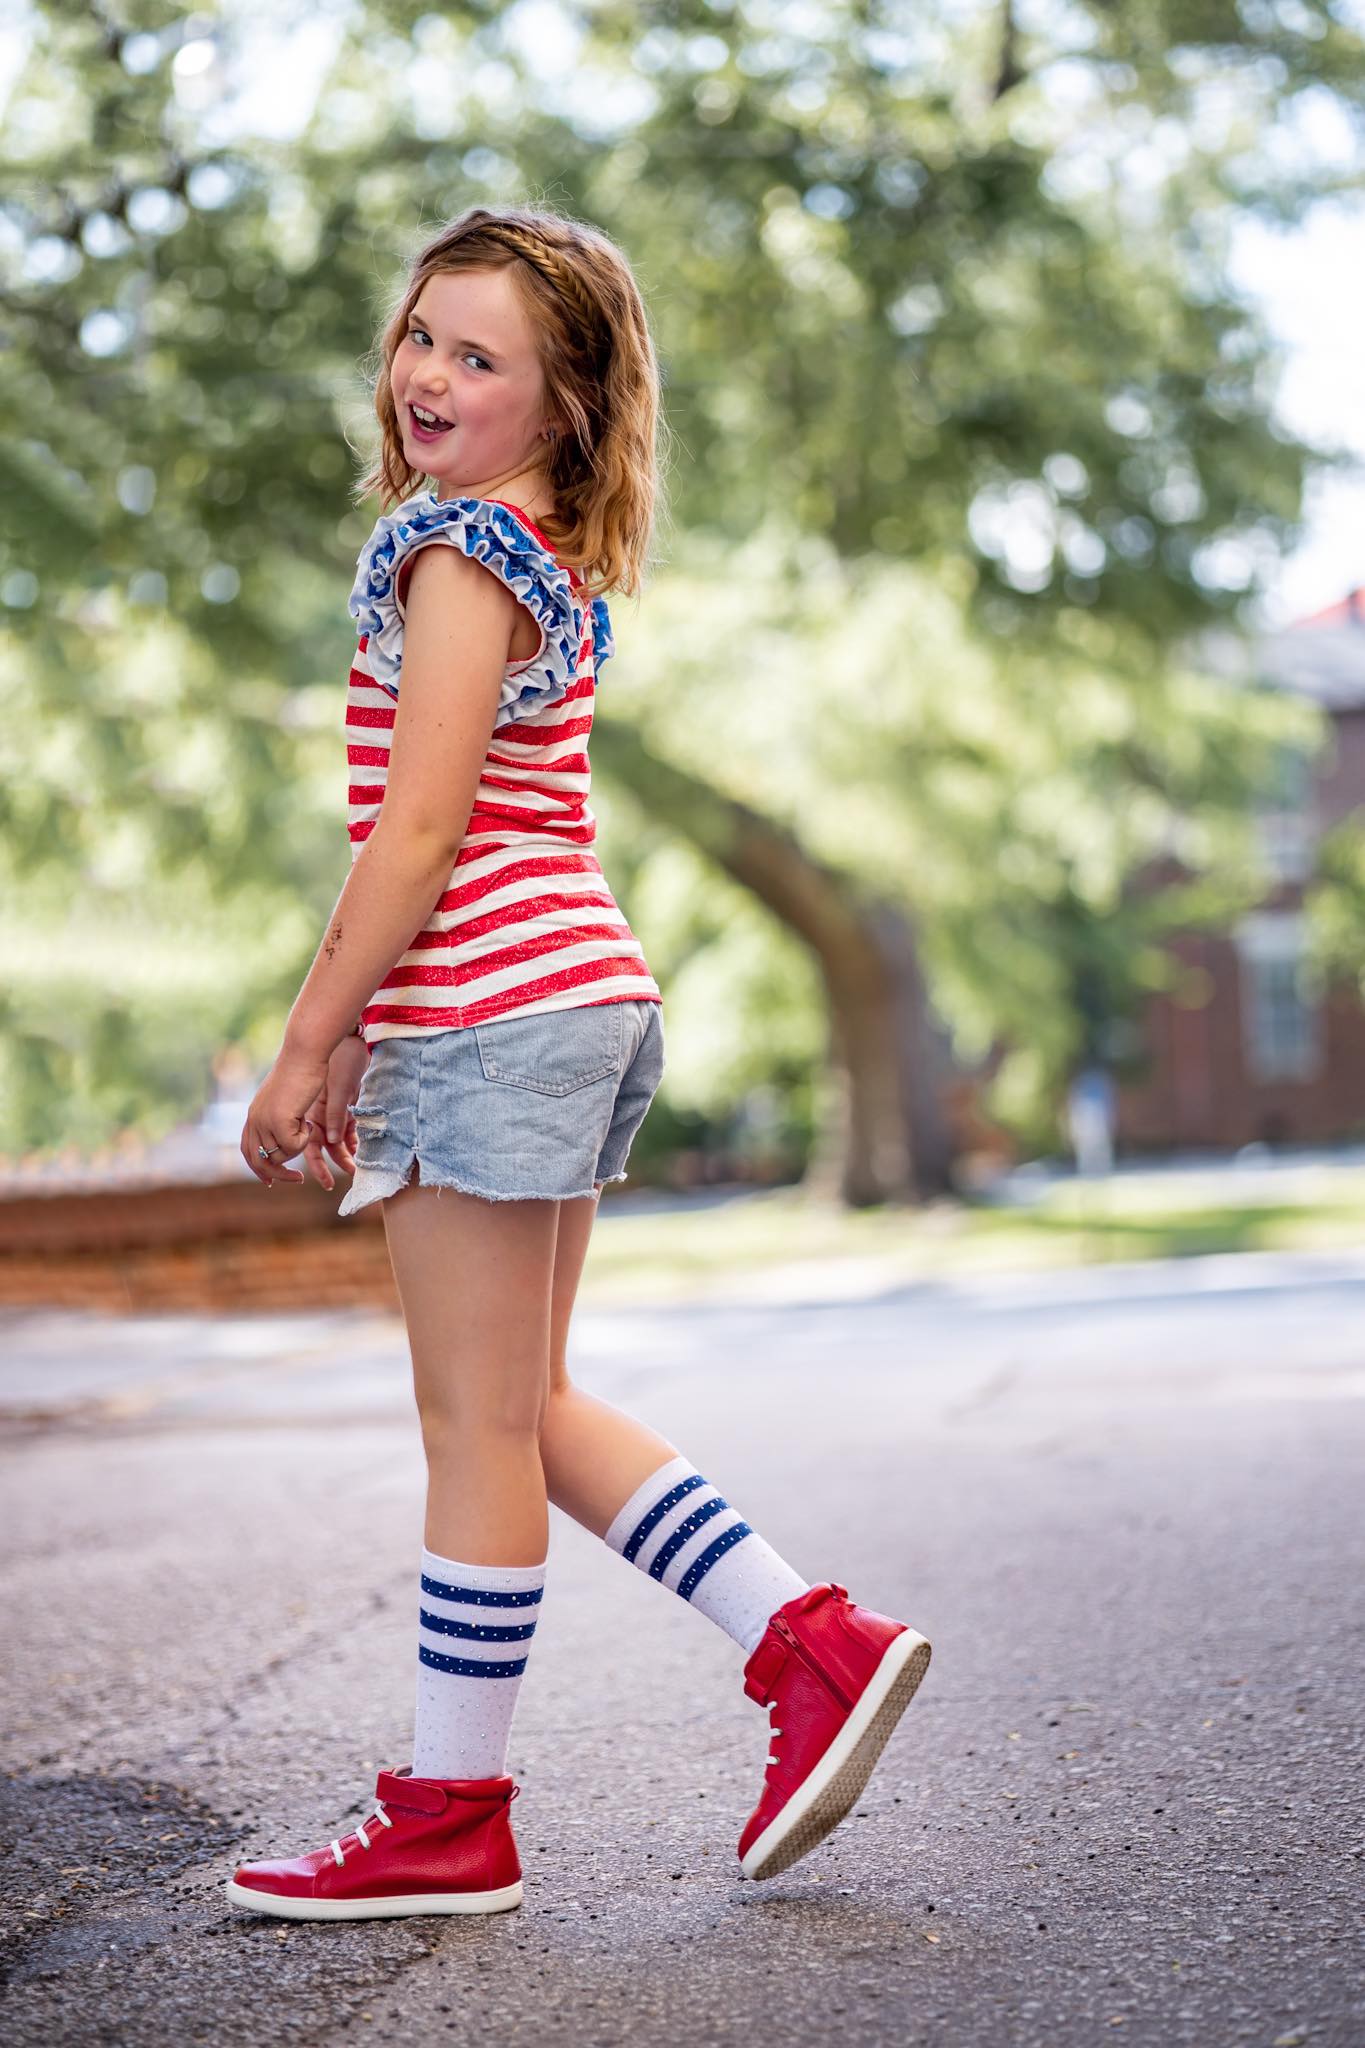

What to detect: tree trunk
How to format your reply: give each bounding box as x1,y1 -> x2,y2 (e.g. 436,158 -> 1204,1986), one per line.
592,716 -> 962,1204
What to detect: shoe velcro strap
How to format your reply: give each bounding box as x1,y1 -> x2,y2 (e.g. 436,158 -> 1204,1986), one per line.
742,1635 -> 787,1706
376,1771 -> 447,1814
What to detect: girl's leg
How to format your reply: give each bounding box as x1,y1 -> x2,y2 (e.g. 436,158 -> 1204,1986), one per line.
537,1187 -> 930,1893
382,1177 -> 559,1780
539,1190 -> 809,1654
541,1189 -> 679,1531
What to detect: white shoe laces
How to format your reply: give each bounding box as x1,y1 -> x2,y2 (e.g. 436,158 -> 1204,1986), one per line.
766,1699 -> 784,1770
330,1798 -> 395,1866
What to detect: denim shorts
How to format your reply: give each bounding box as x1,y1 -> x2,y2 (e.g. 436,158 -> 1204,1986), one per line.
335,997 -> 665,1216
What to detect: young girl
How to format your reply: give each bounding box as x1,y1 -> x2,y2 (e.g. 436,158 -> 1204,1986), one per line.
227,204 -> 931,1922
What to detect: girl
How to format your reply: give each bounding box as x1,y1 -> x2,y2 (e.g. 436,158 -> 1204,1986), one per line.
227,204 -> 931,1922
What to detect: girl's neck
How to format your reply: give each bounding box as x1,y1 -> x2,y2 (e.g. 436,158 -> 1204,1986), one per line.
434,475 -> 553,523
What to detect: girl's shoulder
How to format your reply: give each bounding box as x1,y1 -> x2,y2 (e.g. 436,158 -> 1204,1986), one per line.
349,489 -> 615,713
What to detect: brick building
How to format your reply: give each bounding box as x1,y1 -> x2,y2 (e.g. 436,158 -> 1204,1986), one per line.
1117,586 -> 1365,1150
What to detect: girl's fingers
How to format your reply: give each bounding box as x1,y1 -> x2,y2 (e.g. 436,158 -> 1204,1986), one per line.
302,1118 -> 335,1192
326,1108 -> 360,1178
245,1131 -> 307,1187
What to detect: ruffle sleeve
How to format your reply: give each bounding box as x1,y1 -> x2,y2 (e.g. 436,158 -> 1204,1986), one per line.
589,595 -> 615,672
348,490 -> 585,720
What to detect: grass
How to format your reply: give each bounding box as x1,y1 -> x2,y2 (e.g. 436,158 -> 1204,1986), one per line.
578,1172 -> 1365,1306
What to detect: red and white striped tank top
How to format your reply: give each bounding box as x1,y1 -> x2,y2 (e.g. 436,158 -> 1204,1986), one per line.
345,490 -> 662,1042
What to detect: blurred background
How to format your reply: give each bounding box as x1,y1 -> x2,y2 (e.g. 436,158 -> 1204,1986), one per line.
2,0 -> 1364,1304
3,16 -> 1364,2039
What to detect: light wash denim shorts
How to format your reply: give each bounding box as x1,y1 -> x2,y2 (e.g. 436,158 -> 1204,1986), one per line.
335,997 -> 665,1216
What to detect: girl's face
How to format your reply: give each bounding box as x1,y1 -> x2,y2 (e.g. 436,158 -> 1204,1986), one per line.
391,266 -> 560,507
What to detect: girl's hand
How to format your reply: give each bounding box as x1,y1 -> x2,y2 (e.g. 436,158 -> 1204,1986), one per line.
299,1035 -> 371,1193
241,1041 -> 340,1189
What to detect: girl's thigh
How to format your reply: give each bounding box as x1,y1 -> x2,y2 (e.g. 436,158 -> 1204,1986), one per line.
549,1192 -> 601,1393
381,1183 -> 560,1435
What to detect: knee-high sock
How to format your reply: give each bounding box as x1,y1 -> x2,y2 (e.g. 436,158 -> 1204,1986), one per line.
603,1455 -> 809,1655
412,1548 -> 546,1780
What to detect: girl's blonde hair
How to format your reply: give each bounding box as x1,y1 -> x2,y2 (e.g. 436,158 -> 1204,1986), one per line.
355,203 -> 669,602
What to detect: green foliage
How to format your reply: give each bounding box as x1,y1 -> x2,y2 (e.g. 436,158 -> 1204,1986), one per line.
605,527 -> 1329,1145
1304,810 -> 1365,998
2,0 -> 1360,1158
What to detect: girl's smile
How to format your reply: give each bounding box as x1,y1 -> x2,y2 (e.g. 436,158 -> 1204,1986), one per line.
407,402 -> 455,445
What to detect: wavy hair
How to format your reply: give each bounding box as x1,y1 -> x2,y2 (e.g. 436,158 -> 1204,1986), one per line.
354,203 -> 671,603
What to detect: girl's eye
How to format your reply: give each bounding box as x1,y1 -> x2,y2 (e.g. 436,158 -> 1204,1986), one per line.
406,328 -> 490,372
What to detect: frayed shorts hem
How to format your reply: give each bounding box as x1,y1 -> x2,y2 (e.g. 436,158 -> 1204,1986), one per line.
336,1159 -> 630,1218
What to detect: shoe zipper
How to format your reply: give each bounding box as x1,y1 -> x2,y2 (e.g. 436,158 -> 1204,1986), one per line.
769,1611 -> 854,1711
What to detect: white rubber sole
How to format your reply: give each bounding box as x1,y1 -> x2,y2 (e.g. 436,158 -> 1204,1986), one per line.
739,1627 -> 932,1881
222,1876 -> 524,1920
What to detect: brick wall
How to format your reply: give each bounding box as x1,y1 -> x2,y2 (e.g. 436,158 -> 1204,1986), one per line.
0,1180 -> 401,1314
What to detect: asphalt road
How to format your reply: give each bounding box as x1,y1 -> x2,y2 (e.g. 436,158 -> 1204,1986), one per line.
2,1245 -> 1362,2047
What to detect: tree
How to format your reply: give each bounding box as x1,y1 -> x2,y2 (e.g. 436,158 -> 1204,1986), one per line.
3,0 -> 1360,1187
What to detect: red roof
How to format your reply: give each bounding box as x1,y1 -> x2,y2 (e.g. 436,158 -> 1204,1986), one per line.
1290,586 -> 1365,631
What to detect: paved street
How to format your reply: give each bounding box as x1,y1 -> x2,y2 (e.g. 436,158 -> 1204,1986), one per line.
2,1245 -> 1361,2047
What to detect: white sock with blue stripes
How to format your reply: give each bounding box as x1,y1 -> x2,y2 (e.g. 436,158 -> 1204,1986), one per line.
412,1548 -> 546,1781
603,1455 -> 809,1656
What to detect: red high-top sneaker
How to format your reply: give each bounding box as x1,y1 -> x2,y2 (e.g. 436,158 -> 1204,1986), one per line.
223,1766 -> 524,1921
737,1581 -> 931,1880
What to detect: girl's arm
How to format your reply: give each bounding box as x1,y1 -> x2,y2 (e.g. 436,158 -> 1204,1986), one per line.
281,545 -> 521,1061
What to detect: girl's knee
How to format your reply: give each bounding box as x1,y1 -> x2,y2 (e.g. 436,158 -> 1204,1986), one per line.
418,1400 -> 544,1458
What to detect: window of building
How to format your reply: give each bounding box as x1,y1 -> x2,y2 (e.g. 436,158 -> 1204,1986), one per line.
1253,742 -> 1317,883
1236,912 -> 1321,1082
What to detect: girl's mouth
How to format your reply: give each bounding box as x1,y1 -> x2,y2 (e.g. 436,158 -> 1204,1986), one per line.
408,402 -> 454,444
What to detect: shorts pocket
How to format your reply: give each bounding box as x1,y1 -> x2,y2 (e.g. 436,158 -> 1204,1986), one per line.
474,1003 -> 625,1096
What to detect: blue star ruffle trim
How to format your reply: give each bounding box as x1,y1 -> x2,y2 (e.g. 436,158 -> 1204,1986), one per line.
349,491 -> 611,717
589,594 -> 615,673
